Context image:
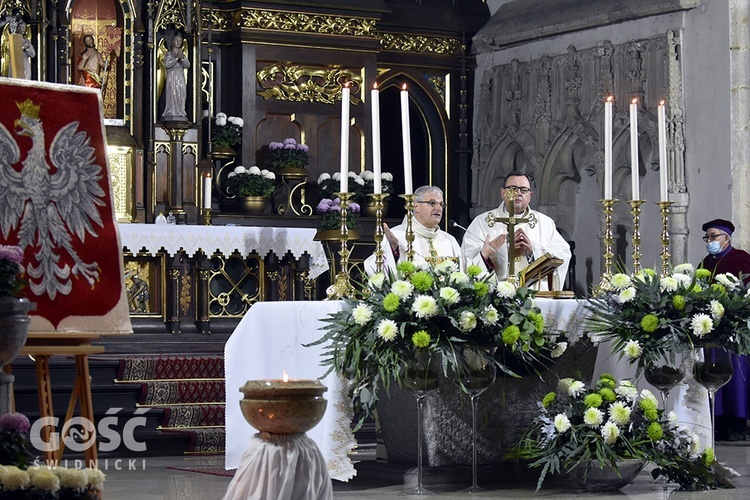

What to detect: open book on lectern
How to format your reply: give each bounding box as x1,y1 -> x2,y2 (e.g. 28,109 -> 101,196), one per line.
518,252 -> 564,289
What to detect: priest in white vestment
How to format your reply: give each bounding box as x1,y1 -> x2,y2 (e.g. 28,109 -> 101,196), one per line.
461,172 -> 571,291
364,185 -> 462,275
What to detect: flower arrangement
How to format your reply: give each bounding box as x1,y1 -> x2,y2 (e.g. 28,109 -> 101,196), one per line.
311,261 -> 566,429
0,413 -> 31,468
316,198 -> 360,231
0,244 -> 25,298
317,170 -> 394,204
212,112 -> 243,147
266,138 -> 310,170
515,374 -> 724,491
225,166 -> 276,198
587,265 -> 750,370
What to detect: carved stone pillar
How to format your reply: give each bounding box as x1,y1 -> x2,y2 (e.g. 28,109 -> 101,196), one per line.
194,252 -> 212,334
164,124 -> 190,221
166,254 -> 182,334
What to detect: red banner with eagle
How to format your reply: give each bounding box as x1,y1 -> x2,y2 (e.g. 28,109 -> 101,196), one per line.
0,79 -> 130,333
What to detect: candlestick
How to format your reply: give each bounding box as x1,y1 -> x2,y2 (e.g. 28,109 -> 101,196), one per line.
401,84 -> 413,195
658,100 -> 668,202
604,96 -> 613,199
629,200 -> 645,273
201,207 -> 212,226
629,98 -> 640,200
327,191 -> 355,299
340,84 -> 350,193
203,172 -> 212,209
369,193 -> 387,273
371,84 -> 382,195
658,201 -> 673,274
601,198 -> 616,278
401,193 -> 417,261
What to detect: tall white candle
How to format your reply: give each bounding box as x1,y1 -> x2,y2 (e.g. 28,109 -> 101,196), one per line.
203,172 -> 212,209
604,96 -> 613,199
340,84 -> 350,193
400,84 -> 413,195
629,98 -> 640,200
658,100 -> 668,202
371,83 -> 382,194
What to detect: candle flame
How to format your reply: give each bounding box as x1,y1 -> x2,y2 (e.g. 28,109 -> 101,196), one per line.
659,99 -> 665,106
282,371 -> 289,382
205,172 -> 212,178
343,82 -> 350,89
631,98 -> 638,105
606,95 -> 614,103
402,83 -> 408,91
373,82 -> 378,90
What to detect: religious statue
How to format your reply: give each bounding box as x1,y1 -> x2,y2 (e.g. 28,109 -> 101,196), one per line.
0,18 -> 35,79
77,34 -> 106,89
161,33 -> 190,120
125,270 -> 150,313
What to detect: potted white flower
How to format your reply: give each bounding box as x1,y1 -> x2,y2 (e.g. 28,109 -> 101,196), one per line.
223,165 -> 276,214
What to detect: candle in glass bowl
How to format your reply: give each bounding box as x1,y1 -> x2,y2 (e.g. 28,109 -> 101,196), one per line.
400,84 -> 413,195
629,97 -> 639,200
340,83 -> 350,193
371,83 -> 382,195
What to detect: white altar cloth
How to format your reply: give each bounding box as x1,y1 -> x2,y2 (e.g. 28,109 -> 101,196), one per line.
224,301 -> 357,481
223,432 -> 333,500
118,223 -> 329,279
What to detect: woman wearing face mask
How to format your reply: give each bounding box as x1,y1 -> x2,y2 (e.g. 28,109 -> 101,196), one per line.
699,218 -> 750,442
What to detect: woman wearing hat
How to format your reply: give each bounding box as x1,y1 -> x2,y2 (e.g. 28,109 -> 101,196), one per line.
700,218 -> 750,441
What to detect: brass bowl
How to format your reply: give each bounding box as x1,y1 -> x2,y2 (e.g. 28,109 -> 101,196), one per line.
239,380 -> 327,434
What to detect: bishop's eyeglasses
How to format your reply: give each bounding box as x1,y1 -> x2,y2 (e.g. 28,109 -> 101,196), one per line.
416,200 -> 446,208
702,233 -> 727,242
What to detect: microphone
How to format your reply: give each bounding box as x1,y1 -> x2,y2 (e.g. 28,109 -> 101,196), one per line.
449,219 -> 468,233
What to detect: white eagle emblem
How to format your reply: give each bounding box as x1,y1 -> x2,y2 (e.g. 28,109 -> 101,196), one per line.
0,99 -> 106,299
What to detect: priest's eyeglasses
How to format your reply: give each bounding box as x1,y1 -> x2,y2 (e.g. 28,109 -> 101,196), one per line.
416,200 -> 446,208
702,232 -> 727,242
504,186 -> 531,194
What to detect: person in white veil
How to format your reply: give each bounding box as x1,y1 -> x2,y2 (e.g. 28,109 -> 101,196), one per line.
364,185 -> 461,275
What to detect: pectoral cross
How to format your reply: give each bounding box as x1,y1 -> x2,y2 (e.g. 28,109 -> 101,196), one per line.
484,187 -> 530,283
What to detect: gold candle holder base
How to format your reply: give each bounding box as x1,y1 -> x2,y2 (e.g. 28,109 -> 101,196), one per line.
657,201 -> 673,274
369,193 -> 387,274
400,193 -> 417,262
594,198 -> 617,295
202,207 -> 212,226
628,199 -> 645,274
326,192 -> 355,299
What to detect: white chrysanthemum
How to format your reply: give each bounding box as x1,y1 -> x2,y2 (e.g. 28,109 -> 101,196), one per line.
29,468 -> 59,492
57,467 -> 88,489
458,311 -> 477,331
449,271 -> 469,285
617,287 -> 636,304
554,413 -> 571,433
368,273 -> 386,289
610,273 -> 632,290
317,172 -> 331,183
377,319 -> 398,341
233,165 -> 247,174
660,276 -> 679,292
480,305 -> 499,325
601,421 -> 620,444
352,303 -> 373,325
412,295 -> 439,318
551,342 -> 568,358
382,172 -> 394,181
673,273 -> 692,288
434,260 -> 457,275
360,170 -> 374,180
391,280 -> 414,299
609,401 -> 632,426
691,313 -> 714,337
332,172 -> 341,180
715,273 -> 739,290
615,381 -> 638,401
584,407 -> 604,427
439,287 -> 460,305
623,339 -> 642,359
248,165 -> 262,175
86,468 -> 106,490
689,433 -> 701,457
674,263 -> 695,275
558,378 -> 574,393
496,281 -> 517,298
710,299 -> 725,320
640,389 -> 658,406
667,411 -> 678,422
567,380 -> 585,397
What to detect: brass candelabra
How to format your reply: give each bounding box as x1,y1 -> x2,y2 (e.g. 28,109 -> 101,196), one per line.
658,201 -> 673,274
628,200 -> 645,274
601,199 -> 616,279
400,193 -> 417,262
201,207 -> 212,226
327,191 -> 355,299
369,193 -> 387,273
